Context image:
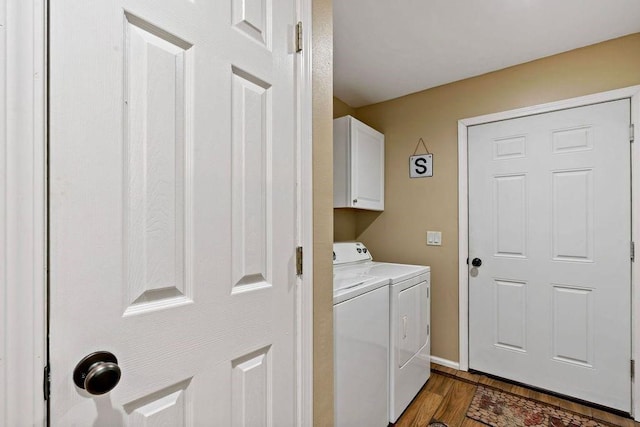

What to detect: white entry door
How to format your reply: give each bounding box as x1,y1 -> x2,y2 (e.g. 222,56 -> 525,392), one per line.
468,100 -> 631,411
49,0 -> 299,424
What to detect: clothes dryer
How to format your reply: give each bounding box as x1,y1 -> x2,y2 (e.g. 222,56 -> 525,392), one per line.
334,242 -> 431,423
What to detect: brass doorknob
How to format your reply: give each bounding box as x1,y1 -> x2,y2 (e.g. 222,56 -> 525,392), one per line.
73,351 -> 121,395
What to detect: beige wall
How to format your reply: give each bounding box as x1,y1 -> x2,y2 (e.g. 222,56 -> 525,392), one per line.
312,0 -> 334,425
332,97 -> 358,242
334,96 -> 355,118
336,33 -> 640,362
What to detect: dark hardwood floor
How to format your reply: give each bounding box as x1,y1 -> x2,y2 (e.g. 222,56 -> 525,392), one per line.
394,363 -> 639,427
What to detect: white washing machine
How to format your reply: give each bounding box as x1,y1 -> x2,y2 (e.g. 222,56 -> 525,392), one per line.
334,242 -> 431,423
333,268 -> 390,426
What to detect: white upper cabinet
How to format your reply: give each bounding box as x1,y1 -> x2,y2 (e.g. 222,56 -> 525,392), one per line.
334,116 -> 385,211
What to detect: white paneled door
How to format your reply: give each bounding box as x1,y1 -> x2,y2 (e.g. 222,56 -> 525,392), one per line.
49,0 -> 299,424
468,100 -> 632,411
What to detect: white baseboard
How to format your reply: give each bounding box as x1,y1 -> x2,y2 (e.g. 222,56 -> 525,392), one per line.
431,356 -> 461,371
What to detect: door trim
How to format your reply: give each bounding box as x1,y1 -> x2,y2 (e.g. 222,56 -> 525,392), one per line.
1,0 -> 314,424
458,85 -> 640,419
296,0 -> 314,424
1,0 -> 47,425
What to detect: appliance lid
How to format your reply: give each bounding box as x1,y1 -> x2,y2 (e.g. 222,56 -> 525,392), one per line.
332,273 -> 389,304
335,261 -> 429,283
364,262 -> 430,283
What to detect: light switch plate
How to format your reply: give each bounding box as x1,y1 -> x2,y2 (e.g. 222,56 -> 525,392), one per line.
427,231 -> 442,246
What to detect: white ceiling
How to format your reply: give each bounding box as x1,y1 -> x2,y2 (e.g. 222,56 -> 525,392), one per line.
333,0 -> 640,108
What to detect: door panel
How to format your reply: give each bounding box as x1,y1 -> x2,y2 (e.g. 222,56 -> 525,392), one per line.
468,100 -> 631,411
494,279 -> 527,352
124,12 -> 193,314
552,169 -> 593,261
493,174 -> 527,257
49,0 -> 297,424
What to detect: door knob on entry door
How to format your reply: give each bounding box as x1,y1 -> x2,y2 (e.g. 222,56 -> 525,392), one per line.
471,258 -> 482,267
73,351 -> 121,395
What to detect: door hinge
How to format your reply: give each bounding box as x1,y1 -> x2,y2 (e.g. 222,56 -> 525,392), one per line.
295,21 -> 303,53
632,359 -> 635,379
43,364 -> 50,401
427,324 -> 430,336
632,241 -> 635,262
296,246 -> 303,276
631,124 -> 635,143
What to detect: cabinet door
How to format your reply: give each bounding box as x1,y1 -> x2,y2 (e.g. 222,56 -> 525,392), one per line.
350,119 -> 384,210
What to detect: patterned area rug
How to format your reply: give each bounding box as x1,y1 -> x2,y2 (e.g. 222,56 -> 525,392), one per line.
466,386 -> 612,427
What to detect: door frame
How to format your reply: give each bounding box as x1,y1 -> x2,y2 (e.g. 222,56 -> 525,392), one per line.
1,0 -> 314,424
1,0 -> 48,424
458,85 -> 640,418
